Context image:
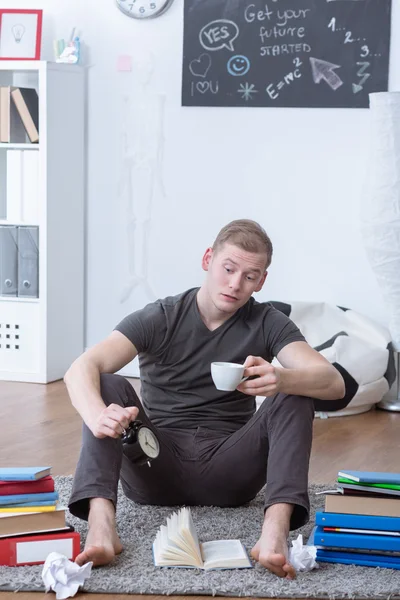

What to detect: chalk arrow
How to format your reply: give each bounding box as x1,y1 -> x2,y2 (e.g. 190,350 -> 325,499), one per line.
309,57 -> 344,91
352,83 -> 363,94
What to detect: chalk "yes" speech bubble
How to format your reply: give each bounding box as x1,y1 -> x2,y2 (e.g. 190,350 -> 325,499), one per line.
199,20 -> 239,52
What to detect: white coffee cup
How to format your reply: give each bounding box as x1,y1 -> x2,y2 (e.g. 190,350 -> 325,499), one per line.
211,362 -> 248,392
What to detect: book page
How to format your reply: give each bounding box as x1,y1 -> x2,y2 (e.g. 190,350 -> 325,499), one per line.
201,539 -> 251,569
153,509 -> 203,567
153,524 -> 200,567
167,510 -> 201,560
182,507 -> 203,564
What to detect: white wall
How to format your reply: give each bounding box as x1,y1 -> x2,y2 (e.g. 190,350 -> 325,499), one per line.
5,1 -> 400,374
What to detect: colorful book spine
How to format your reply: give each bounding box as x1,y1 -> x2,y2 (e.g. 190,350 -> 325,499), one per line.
0,506 -> 56,513
314,526 -> 400,552
3,501 -> 56,508
309,527 -> 400,570
316,511 -> 400,532
338,477 -> 400,491
316,549 -> 400,570
323,527 -> 400,536
0,492 -> 58,506
0,467 -> 51,481
338,471 -> 400,485
338,483 -> 400,497
0,476 -> 54,496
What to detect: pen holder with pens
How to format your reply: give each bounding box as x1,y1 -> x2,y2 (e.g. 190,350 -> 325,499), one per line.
53,28 -> 81,64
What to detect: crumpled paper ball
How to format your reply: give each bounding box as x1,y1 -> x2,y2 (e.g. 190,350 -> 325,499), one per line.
288,534 -> 319,572
42,552 -> 93,599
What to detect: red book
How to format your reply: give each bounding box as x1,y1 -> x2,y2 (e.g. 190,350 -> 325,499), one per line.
0,531 -> 80,566
0,476 -> 54,496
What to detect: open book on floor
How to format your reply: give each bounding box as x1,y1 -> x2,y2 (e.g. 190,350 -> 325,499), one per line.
153,507 -> 252,570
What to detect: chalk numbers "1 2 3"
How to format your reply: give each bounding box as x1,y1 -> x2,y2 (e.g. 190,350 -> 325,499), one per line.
328,17 -> 370,58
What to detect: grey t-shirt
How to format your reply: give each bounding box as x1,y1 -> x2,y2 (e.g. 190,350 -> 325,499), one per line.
114,288 -> 305,432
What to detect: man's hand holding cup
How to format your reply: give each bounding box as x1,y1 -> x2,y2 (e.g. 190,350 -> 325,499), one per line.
237,355 -> 282,397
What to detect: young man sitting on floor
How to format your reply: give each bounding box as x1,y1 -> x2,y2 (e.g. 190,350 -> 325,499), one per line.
64,219 -> 345,579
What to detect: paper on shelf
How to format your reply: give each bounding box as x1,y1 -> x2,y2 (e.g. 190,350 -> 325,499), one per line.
42,552 -> 92,599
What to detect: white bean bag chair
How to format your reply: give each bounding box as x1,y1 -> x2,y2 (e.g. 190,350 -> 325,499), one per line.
257,301 -> 395,417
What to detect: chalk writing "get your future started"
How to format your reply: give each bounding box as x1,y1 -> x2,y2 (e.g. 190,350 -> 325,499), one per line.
244,3 -> 312,56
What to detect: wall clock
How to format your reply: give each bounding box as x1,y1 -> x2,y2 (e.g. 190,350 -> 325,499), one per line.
116,0 -> 175,19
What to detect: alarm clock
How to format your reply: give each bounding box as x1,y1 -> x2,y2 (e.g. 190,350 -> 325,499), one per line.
116,0 -> 175,19
121,420 -> 160,466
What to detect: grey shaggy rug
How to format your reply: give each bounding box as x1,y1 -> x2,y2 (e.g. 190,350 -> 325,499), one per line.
0,477 -> 400,599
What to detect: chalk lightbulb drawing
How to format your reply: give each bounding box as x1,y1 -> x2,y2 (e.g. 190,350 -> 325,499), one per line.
12,24 -> 26,43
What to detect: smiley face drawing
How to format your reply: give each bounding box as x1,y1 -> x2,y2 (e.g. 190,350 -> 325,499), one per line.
227,55 -> 250,77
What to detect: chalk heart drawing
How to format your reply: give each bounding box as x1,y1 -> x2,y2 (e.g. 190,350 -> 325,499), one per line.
196,81 -> 210,93
189,53 -> 212,78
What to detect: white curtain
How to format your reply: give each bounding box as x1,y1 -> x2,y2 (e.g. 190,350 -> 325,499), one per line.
361,92 -> 400,352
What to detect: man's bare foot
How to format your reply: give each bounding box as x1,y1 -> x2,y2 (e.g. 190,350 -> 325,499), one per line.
251,503 -> 296,579
75,498 -> 123,567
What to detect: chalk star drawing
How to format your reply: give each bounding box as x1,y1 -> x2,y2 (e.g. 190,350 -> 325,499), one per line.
237,82 -> 258,101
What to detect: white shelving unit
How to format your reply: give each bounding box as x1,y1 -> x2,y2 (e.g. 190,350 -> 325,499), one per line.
0,61 -> 85,383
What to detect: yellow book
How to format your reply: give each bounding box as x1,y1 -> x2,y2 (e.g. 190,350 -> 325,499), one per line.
0,506 -> 56,513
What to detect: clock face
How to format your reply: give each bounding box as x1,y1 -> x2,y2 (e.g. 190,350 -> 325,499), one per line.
137,426 -> 160,458
116,0 -> 174,19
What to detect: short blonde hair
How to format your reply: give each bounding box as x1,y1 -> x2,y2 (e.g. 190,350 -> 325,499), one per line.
212,219 -> 273,269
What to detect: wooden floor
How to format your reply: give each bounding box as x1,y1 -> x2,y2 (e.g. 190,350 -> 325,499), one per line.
1,379 -> 400,600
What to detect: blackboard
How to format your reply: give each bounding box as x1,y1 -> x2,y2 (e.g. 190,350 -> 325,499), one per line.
182,0 -> 391,108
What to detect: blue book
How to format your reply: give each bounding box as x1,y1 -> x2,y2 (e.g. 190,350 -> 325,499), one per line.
0,492 -> 58,506
317,549 -> 400,570
316,511 -> 400,533
314,525 -> 400,552
338,470 -> 400,485
1,500 -> 56,508
0,467 -> 51,481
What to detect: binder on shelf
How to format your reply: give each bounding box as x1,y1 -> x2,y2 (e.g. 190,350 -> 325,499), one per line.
0,91 -> 2,142
22,150 -> 39,224
17,226 -> 39,297
11,87 -> 39,144
6,150 -> 23,222
5,150 -> 39,224
0,225 -> 18,296
0,87 -> 8,143
0,150 -> 7,219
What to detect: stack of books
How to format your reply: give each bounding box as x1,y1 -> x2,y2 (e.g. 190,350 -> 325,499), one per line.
0,467 -> 79,566
311,470 -> 400,570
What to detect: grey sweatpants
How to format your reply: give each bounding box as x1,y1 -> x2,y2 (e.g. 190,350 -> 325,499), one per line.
68,374 -> 314,530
